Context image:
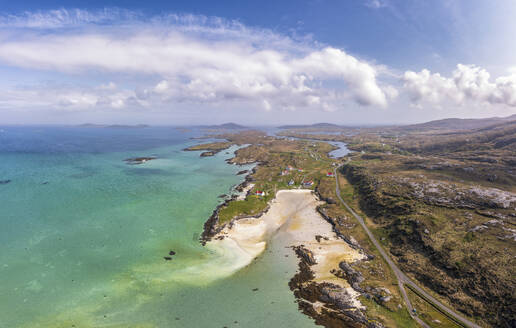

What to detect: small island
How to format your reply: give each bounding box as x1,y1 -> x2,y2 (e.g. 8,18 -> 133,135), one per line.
183,141 -> 234,157
124,156 -> 157,165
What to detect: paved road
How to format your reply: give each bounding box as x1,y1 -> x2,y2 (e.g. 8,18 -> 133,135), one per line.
334,167 -> 481,328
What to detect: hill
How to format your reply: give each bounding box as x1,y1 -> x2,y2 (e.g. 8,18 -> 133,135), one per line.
277,122 -> 341,129
201,122 -> 248,130
397,114 -> 516,132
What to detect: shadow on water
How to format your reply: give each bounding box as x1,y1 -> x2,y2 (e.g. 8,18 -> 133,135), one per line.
68,166 -> 99,179
123,168 -> 170,176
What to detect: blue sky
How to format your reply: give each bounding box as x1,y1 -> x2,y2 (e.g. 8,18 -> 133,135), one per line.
0,0 -> 515,125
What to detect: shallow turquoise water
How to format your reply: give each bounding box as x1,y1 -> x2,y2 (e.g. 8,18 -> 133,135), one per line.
0,127 -> 317,328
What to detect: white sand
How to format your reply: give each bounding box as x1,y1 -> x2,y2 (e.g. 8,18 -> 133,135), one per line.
207,189 -> 365,308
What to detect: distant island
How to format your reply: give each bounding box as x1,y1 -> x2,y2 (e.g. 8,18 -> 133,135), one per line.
277,122 -> 342,129
78,124 -> 149,129
199,122 -> 248,130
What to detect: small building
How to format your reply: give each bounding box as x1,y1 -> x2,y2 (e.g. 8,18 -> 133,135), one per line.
297,168 -> 303,172
326,172 -> 334,177
288,179 -> 295,186
280,170 -> 289,176
255,190 -> 266,196
286,165 -> 294,171
302,180 -> 314,187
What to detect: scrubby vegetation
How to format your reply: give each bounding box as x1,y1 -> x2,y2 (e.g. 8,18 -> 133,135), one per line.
194,116 -> 516,327
194,130 -> 422,327
281,117 -> 515,327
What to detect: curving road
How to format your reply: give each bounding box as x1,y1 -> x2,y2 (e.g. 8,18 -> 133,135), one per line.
334,167 -> 481,328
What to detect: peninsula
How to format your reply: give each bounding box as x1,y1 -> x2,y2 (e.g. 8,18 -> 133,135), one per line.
188,116 -> 515,327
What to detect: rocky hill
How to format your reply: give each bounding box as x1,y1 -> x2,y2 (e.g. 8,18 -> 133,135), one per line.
337,121 -> 516,327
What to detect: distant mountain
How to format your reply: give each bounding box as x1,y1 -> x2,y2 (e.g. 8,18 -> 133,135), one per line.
107,124 -> 149,129
77,123 -> 103,128
201,122 -> 248,130
77,124 -> 149,128
399,114 -> 516,132
277,123 -> 341,129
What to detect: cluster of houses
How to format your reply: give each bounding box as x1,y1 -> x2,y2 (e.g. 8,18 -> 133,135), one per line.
280,165 -> 303,176
252,167 -> 336,198
278,165 -> 335,190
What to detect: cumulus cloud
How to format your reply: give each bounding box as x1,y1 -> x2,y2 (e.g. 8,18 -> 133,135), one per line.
0,10 -> 392,112
403,64 -> 516,107
0,83 -> 140,111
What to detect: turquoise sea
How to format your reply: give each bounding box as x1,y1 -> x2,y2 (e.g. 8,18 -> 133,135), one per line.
0,126 -> 317,328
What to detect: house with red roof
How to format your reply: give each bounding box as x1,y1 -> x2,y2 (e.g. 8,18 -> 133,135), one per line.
302,180 -> 314,187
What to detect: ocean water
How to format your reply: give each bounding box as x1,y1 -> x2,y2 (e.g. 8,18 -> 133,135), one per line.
0,126 -> 316,328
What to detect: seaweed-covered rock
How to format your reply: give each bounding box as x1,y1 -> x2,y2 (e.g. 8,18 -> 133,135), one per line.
124,157 -> 157,165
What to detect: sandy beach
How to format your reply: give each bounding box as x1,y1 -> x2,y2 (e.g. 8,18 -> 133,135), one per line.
207,189 -> 365,307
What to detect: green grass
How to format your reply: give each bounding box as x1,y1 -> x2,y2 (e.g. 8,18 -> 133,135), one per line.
216,140 -> 334,225
360,297 -> 418,328
406,288 -> 462,328
218,196 -> 270,224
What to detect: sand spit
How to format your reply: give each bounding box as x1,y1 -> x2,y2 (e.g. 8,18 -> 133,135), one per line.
207,190 -> 367,318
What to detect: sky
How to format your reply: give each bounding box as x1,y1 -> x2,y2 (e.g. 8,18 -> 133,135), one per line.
1,0 -> 516,125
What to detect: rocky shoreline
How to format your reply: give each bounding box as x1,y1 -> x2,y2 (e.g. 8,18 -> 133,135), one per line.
190,135 -> 384,327
200,181 -> 379,328
200,166 -> 260,245
289,246 -> 383,328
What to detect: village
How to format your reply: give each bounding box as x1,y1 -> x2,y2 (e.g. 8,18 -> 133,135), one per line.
203,133 -> 341,225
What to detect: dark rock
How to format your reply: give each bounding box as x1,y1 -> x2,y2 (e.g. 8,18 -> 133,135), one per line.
124,157 -> 157,165
316,207 -> 364,251
218,194 -> 227,198
163,256 -> 172,261
293,246 -> 317,265
168,250 -> 176,256
200,151 -> 215,157
339,262 -> 365,290
315,235 -> 329,243
237,170 -> 249,175
0,179 -> 11,185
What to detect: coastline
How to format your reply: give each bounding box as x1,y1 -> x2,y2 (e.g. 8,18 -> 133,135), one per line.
200,166 -> 258,244
190,132 -> 386,327
204,188 -> 380,327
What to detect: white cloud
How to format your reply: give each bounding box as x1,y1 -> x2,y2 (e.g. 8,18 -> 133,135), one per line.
0,83 -> 140,111
0,10 -> 392,112
365,0 -> 388,9
0,8 -> 139,28
403,64 -> 516,107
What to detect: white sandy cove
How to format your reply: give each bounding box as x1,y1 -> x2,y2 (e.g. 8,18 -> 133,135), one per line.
207,190 -> 365,304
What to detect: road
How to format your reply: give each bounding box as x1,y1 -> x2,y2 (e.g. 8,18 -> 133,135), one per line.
333,167 -> 481,328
